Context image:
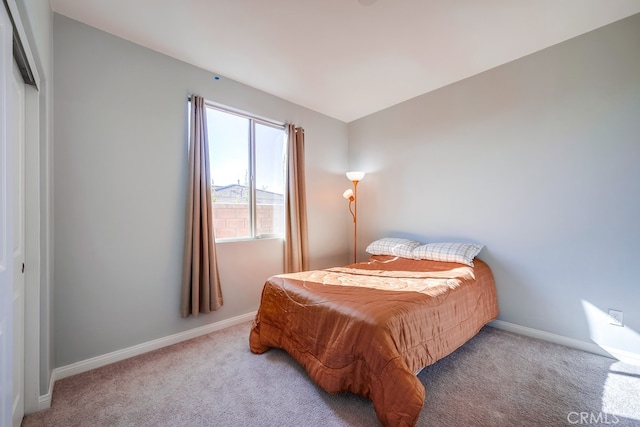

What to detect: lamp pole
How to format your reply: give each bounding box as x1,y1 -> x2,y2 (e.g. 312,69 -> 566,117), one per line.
345,171 -> 365,264
352,179 -> 359,264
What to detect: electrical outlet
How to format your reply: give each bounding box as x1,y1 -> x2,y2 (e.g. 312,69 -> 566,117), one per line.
608,309 -> 623,327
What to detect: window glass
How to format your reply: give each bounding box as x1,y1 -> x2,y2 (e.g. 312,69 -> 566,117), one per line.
207,108 -> 250,239
194,102 -> 286,240
255,123 -> 286,237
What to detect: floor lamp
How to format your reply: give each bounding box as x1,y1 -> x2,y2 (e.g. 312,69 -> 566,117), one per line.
343,171 -> 365,264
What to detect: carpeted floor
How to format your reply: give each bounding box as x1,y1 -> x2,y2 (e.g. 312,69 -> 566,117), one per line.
22,322 -> 640,426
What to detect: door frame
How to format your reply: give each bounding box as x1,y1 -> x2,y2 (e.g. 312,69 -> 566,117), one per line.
0,4 -> 15,427
2,0 -> 45,419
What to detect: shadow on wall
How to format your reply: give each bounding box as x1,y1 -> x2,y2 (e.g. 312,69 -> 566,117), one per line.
582,300 -> 640,365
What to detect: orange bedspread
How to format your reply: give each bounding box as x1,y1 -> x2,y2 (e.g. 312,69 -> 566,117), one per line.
249,256 -> 499,426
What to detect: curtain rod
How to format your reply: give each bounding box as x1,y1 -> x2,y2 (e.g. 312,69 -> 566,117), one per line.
187,95 -> 286,129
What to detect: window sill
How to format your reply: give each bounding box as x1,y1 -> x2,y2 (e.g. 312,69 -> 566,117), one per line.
215,235 -> 284,244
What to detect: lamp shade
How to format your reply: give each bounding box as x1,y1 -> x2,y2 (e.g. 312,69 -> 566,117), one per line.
346,171 -> 365,182
342,189 -> 354,200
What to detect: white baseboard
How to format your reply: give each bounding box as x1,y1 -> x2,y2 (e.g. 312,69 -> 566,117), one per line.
489,319 -> 640,366
36,315 -> 639,410
37,311 -> 256,409
37,375 -> 55,411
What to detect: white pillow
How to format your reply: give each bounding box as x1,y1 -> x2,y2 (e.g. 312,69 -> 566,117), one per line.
412,243 -> 483,266
365,238 -> 421,259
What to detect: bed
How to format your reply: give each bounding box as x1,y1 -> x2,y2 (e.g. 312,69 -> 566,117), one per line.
249,248 -> 498,426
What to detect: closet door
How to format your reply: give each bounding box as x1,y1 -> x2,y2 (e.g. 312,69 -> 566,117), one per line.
0,4 -> 16,427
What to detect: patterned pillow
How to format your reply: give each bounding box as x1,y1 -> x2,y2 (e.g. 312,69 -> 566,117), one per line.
412,243 -> 483,266
365,238 -> 421,259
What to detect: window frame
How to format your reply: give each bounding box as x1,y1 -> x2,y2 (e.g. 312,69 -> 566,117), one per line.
196,99 -> 287,242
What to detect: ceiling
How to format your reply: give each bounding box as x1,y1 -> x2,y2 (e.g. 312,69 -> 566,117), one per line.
50,0 -> 640,123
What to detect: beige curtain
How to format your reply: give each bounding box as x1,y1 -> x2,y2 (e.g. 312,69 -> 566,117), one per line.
284,125 -> 309,273
181,95 -> 223,317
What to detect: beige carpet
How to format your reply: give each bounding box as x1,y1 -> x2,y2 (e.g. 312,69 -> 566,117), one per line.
22,322 -> 640,426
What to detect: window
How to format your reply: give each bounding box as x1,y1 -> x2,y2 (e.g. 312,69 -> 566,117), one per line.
193,102 -> 286,240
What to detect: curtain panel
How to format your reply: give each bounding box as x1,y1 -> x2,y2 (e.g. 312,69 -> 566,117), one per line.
181,95 -> 223,317
284,125 -> 309,273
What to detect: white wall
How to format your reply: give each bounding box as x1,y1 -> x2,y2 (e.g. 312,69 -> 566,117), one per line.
53,14 -> 349,367
348,13 -> 640,356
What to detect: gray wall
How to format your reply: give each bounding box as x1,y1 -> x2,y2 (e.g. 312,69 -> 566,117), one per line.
349,13 -> 640,355
54,10 -> 640,368
53,14 -> 349,367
